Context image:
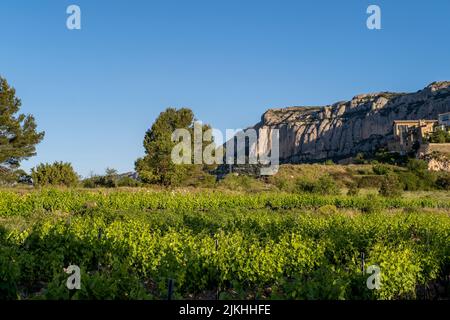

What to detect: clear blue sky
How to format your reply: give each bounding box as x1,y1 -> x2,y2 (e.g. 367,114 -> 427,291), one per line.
1,0 -> 449,177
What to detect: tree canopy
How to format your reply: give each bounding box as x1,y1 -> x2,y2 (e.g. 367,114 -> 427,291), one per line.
428,128 -> 450,143
0,77 -> 44,172
135,107 -> 215,186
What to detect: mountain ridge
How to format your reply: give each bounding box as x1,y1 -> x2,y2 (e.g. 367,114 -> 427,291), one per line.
251,81 -> 450,163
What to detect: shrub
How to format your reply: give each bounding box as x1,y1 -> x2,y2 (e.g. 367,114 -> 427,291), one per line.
273,177 -> 294,192
368,243 -> 423,299
296,175 -> 340,195
435,173 -> 450,190
103,168 -> 119,188
179,167 -> 216,188
117,176 -> 142,188
379,174 -> 402,197
405,159 -> 437,190
374,150 -> 407,166
354,153 -> 366,164
44,268 -> 151,300
82,169 -> 141,188
82,177 -> 97,188
317,204 -> 339,216
315,175 -> 340,195
428,128 -> 450,143
372,164 -> 390,175
31,162 -> 79,187
0,168 -> 31,186
0,246 -> 20,299
218,174 -> 267,192
360,194 -> 384,213
83,176 -> 118,188
357,175 -> 384,189
406,159 -> 429,174
356,168 -> 370,175
347,184 -> 360,196
396,172 -> 421,191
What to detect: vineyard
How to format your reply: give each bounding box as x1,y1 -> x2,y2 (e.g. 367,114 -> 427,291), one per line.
1,189 -> 450,300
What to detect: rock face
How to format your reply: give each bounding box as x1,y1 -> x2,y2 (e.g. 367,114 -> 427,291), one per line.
421,146 -> 450,172
427,157 -> 450,172
251,82 -> 450,163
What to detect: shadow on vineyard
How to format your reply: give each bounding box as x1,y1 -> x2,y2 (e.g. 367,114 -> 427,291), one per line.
1,190 -> 449,300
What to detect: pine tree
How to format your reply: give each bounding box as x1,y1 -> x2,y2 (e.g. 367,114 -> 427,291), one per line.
0,77 -> 45,174
135,107 -> 214,186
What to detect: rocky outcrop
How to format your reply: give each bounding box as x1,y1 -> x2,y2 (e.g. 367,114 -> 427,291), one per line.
422,151 -> 450,172
427,157 -> 450,172
251,82 -> 450,163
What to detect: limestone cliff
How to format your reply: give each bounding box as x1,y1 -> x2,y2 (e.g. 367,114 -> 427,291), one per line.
251,82 -> 450,163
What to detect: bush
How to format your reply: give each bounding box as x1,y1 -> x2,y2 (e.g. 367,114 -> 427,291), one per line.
428,128 -> 450,143
117,176 -> 142,188
0,246 -> 20,299
435,173 -> 450,190
374,150 -> 407,166
316,204 -> 339,216
357,175 -> 384,189
44,268 -> 151,300
273,177 -> 294,192
347,184 -> 360,196
82,177 -> 98,188
406,159 -> 429,174
82,169 -> 142,188
315,175 -> 340,195
373,164 -> 391,175
405,159 -> 436,190
356,168 -> 371,175
0,168 -> 31,186
368,243 -> 423,299
379,174 -> 402,197
360,194 -> 384,214
396,171 -> 421,191
31,162 -> 79,187
179,167 -> 217,188
354,153 -> 366,164
296,175 -> 340,195
218,174 -> 268,192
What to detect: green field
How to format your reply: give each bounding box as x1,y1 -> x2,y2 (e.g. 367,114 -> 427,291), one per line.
1,189 -> 449,300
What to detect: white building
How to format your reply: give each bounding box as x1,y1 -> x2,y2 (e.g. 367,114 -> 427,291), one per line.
438,112 -> 450,127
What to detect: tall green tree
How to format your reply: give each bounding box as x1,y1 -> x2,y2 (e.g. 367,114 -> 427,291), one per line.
428,128 -> 450,143
0,77 -> 44,173
135,108 -> 215,186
